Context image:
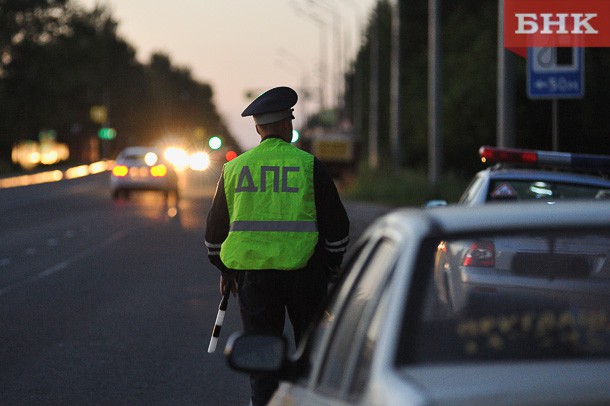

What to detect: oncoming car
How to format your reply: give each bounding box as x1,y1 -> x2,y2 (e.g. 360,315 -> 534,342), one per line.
431,146 -> 610,313
109,146 -> 178,201
225,202 -> 610,405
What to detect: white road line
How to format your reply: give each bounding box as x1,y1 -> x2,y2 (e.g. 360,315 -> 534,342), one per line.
0,229 -> 130,297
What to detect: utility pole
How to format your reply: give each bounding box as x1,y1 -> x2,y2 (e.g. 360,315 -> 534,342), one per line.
389,0 -> 402,168
497,0 -> 516,148
369,15 -> 379,169
428,0 -> 442,185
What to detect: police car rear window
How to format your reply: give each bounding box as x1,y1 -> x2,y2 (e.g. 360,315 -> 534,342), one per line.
487,180 -> 610,202
398,229 -> 610,365
124,154 -> 148,160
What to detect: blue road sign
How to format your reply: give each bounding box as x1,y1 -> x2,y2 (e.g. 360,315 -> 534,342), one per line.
527,47 -> 584,99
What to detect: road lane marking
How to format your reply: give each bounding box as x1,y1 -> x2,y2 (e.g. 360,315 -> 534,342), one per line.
0,229 -> 130,297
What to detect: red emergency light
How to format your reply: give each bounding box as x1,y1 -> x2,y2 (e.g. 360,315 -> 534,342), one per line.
479,146 -> 610,170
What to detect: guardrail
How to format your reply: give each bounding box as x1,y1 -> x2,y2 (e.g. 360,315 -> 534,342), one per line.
0,161 -> 113,189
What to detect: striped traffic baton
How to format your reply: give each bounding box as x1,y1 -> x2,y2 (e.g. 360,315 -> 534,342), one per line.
207,280 -> 232,353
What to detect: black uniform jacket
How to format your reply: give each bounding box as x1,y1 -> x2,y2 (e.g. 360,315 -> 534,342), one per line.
205,150 -> 350,277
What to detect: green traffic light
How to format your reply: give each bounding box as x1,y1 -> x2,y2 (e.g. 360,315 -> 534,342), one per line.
209,136 -> 222,150
98,127 -> 117,140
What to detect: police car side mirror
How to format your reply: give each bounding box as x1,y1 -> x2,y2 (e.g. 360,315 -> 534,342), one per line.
225,333 -> 287,374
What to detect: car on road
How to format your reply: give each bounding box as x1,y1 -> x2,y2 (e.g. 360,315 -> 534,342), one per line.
110,146 -> 179,201
431,146 -> 610,312
225,201 -> 610,405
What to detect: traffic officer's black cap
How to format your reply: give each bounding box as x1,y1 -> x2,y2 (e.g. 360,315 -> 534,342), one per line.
241,86 -> 298,125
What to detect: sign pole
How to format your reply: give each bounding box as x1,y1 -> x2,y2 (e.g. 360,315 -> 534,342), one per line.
552,99 -> 559,151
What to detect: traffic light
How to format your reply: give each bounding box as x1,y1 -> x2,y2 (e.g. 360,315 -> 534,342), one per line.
98,128 -> 117,140
225,150 -> 237,161
208,136 -> 222,150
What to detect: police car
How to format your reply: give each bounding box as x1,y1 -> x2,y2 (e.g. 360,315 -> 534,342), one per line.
442,146 -> 610,206
225,202 -> 610,405
432,146 -> 610,313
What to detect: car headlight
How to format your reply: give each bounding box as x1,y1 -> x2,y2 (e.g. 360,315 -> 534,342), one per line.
164,147 -> 189,171
144,152 -> 159,166
189,152 -> 210,171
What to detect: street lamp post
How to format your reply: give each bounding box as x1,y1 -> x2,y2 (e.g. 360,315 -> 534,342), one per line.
307,0 -> 343,114
275,47 -> 311,127
336,0 -> 365,59
292,1 -> 338,112
333,0 -> 367,137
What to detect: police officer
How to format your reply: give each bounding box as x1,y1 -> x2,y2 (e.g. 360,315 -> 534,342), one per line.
205,86 -> 349,406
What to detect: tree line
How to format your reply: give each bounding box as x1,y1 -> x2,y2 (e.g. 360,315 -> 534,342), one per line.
0,0 -> 236,170
343,0 -> 610,175
3,0 -> 609,176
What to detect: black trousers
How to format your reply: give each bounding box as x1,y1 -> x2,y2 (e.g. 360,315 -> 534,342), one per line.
236,261 -> 328,406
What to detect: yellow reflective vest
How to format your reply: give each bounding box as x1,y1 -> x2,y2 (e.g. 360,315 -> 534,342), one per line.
220,138 -> 318,270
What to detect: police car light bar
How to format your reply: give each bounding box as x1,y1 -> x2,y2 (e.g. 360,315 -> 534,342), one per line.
479,146 -> 610,170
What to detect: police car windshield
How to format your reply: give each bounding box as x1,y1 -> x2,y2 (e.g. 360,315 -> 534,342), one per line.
487,180 -> 610,202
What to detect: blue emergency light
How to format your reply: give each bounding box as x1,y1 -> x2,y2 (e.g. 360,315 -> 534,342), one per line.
479,146 -> 610,171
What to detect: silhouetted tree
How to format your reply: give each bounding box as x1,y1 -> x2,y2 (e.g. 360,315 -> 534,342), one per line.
0,1 -> 238,168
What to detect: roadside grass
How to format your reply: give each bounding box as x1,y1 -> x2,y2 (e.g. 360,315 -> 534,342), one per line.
342,166 -> 470,208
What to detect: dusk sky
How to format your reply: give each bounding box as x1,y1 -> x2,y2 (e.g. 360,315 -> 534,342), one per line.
77,0 -> 376,150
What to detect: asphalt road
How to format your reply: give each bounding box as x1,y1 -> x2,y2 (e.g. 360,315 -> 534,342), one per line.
0,166 -> 390,405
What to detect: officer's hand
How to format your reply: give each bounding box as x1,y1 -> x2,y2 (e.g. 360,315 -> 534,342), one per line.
220,275 -> 237,297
